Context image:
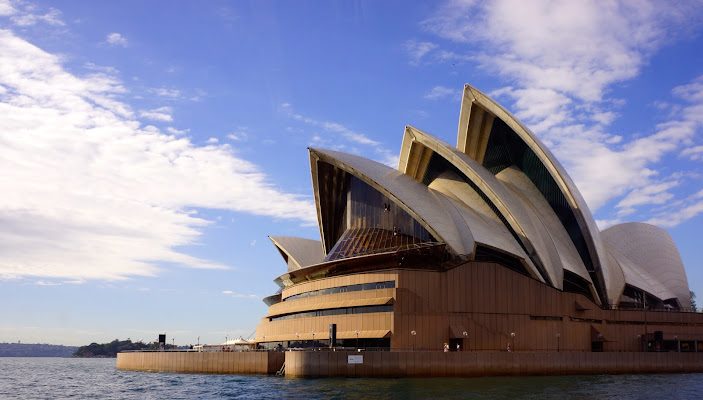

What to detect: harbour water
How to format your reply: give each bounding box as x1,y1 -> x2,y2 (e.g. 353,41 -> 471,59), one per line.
1,357 -> 702,399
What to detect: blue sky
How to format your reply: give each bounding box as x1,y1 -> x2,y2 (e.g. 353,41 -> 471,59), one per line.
1,0 -> 703,346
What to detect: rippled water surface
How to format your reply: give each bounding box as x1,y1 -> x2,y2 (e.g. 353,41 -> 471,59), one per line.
1,357 -> 702,399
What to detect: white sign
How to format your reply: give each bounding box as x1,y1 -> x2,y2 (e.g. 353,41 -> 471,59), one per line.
347,355 -> 363,364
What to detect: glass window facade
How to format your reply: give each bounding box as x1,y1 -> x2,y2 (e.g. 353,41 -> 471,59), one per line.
258,338 -> 390,350
269,304 -> 393,322
563,270 -> 596,304
318,161 -> 438,262
474,245 -> 530,277
283,280 -> 395,302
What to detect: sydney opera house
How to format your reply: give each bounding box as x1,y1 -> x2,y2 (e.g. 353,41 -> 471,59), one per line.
256,84 -> 702,354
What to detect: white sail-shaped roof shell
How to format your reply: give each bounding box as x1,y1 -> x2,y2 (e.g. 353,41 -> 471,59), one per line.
269,236 -> 325,272
454,84 -> 616,305
601,223 -> 691,308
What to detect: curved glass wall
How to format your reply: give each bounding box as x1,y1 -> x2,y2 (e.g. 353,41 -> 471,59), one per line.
283,280 -> 395,301
318,162 -> 437,262
269,304 -> 393,322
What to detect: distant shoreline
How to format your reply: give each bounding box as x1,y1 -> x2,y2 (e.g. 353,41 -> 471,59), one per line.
0,342 -> 78,358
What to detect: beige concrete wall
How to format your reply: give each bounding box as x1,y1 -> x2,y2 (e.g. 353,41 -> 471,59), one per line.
116,352 -> 284,375
285,351 -> 703,378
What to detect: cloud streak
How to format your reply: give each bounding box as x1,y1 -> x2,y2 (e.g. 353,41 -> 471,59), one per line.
0,29 -> 316,281
404,39 -> 438,65
281,103 -> 399,167
424,85 -> 459,101
140,106 -> 173,122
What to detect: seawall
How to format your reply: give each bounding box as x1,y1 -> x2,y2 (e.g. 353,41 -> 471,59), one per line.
117,350 -> 703,378
116,351 -> 284,375
285,351 -> 703,377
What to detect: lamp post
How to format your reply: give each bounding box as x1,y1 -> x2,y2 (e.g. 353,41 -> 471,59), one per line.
511,332 -> 516,352
556,333 -> 561,352
463,331 -> 468,351
225,334 -> 228,344
411,330 -> 417,351
296,332 -> 300,348
355,330 -> 360,350
675,335 -> 680,352
172,337 -> 175,348
637,334 -> 642,352
197,336 -> 200,346
311,330 -> 316,349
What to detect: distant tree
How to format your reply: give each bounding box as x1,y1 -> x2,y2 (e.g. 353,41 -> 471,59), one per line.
73,339 -> 152,358
691,291 -> 697,311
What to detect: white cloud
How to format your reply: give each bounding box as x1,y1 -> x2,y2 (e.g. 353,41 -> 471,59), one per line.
595,218 -> 623,230
0,0 -> 16,16
672,75 -> 703,103
424,85 -> 459,101
682,145 -> 703,161
206,137 -> 218,144
435,50 -> 471,64
35,280 -> 60,286
421,0 -> 703,225
284,106 -> 376,145
0,29 -> 316,281
84,62 -> 119,75
616,181 -> 679,213
140,106 -> 173,122
106,32 -> 127,47
166,127 -> 189,135
646,199 -> 703,228
404,39 -> 438,65
7,2 -> 63,27
151,87 -> 181,98
222,290 -> 257,299
227,127 -> 248,141
283,104 -> 400,167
